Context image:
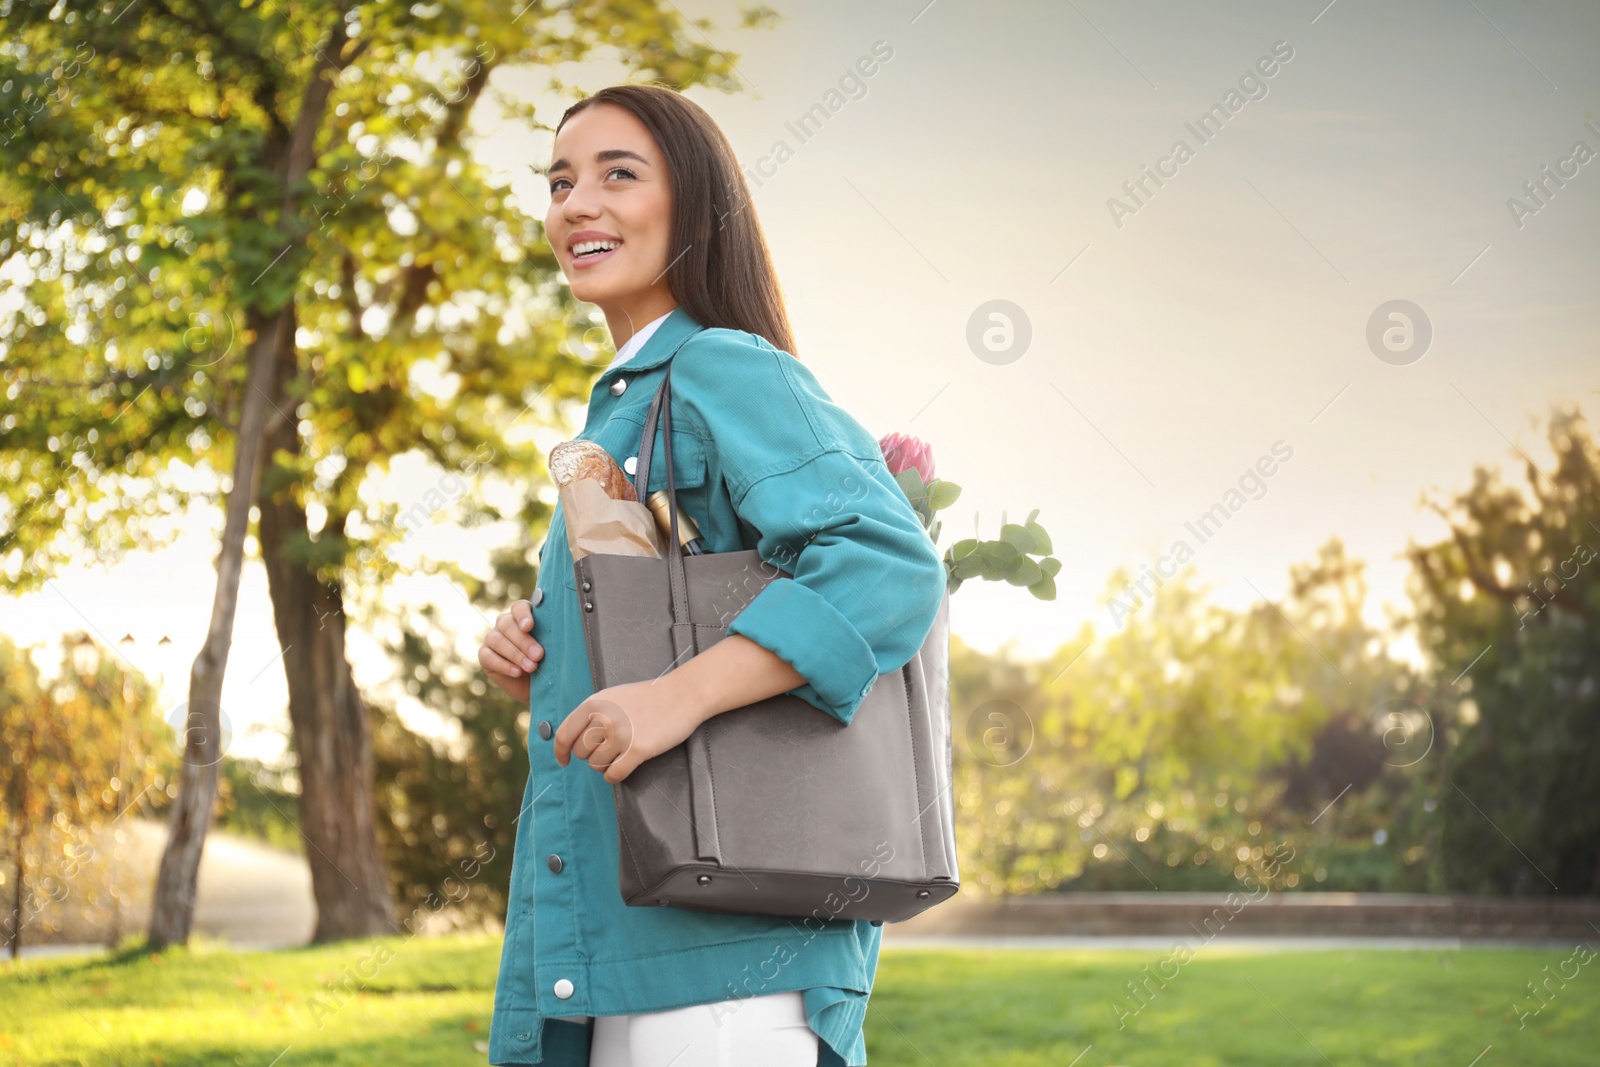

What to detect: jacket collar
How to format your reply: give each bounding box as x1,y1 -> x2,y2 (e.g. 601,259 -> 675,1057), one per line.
596,305 -> 706,383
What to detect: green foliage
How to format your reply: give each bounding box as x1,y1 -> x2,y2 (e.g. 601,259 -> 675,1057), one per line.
951,537 -> 1420,898
207,513 -> 546,926
892,461 -> 1061,601
1402,404 -> 1600,895
949,405 -> 1600,900
0,0 -> 740,594
214,755 -> 302,855
363,540 -> 539,928
0,2 -> 752,926
368,699 -> 521,931
0,632 -> 173,951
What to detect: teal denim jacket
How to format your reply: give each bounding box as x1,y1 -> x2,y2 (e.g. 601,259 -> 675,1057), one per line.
488,306 -> 947,1066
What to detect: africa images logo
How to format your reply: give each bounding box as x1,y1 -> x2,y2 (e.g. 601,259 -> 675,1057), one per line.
1108,440 -> 1295,628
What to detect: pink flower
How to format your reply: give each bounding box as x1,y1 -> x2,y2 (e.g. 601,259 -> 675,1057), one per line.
879,432 -> 936,483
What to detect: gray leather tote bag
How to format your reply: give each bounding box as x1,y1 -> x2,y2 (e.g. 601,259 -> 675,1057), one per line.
572,354 -> 959,924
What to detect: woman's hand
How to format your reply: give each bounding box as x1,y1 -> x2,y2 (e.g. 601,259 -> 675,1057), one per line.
553,634 -> 807,783
553,679 -> 705,784
478,600 -> 544,702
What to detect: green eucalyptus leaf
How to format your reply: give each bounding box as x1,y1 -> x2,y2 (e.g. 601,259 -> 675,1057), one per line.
893,468 -> 926,504
952,552 -> 985,579
1024,520 -> 1053,554
1001,522 -> 1037,554
1028,573 -> 1057,600
1006,556 -> 1042,586
982,538 -> 1020,564
927,480 -> 962,510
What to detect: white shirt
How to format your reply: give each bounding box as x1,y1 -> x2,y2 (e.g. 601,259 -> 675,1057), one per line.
603,310 -> 673,374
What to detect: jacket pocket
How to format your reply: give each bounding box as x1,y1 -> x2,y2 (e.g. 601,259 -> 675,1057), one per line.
617,420 -> 710,496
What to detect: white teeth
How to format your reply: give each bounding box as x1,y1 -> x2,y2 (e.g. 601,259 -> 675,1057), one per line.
573,240 -> 620,257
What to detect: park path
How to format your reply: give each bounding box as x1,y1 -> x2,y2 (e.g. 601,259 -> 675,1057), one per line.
17,828 -> 1586,958
13,816 -> 314,958
181,818 -> 316,947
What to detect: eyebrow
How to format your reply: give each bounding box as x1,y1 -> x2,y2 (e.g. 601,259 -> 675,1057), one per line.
541,148 -> 652,177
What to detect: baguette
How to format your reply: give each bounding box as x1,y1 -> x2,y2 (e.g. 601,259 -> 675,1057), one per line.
548,439 -> 636,501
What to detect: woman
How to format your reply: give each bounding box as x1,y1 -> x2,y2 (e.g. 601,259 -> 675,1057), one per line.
478,84 -> 946,1067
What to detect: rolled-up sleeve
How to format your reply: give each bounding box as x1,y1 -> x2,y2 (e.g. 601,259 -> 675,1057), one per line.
673,333 -> 946,726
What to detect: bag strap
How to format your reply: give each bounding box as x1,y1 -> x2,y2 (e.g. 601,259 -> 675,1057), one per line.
635,356 -> 697,664
637,357 -> 727,864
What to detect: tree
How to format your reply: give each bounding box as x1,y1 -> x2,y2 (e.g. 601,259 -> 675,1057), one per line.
355,535 -> 533,929
1,0 -> 750,944
952,537 -> 1417,896
1404,404 -> 1600,895
0,632 -> 170,957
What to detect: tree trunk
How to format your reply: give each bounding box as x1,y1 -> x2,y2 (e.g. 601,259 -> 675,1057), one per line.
6,725 -> 27,960
6,845 -> 18,961
147,14 -> 363,949
147,305 -> 291,950
256,325 -> 397,942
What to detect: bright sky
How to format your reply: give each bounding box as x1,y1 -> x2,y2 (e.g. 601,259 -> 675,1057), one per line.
7,0 -> 1598,762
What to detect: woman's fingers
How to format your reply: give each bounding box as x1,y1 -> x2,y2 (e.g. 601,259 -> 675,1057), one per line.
569,709 -> 602,758
497,605 -> 543,671
557,702 -> 626,771
484,627 -> 536,675
579,723 -> 620,773
477,603 -> 541,702
478,639 -> 521,678
480,606 -> 540,674
570,704 -> 633,776
591,716 -> 631,773
477,641 -> 530,700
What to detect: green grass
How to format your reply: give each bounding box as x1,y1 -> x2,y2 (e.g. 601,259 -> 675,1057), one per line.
1,934 -> 1595,1065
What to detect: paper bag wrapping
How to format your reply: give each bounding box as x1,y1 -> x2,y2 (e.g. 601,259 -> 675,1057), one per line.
560,476 -> 667,561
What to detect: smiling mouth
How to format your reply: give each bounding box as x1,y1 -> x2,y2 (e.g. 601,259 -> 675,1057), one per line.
572,240 -> 622,260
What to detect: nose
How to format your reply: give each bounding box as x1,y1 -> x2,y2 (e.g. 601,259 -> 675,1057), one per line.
562,174 -> 602,227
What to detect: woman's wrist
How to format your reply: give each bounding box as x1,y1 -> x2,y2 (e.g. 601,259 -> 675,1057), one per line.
662,633 -> 807,725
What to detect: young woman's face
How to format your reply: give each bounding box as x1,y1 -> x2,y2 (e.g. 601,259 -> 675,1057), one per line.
545,103 -> 674,317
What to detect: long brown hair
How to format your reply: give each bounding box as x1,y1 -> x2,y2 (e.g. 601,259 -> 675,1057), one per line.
554,83 -> 797,356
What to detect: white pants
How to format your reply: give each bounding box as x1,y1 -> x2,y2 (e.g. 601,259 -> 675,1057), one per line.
558,989 -> 818,1067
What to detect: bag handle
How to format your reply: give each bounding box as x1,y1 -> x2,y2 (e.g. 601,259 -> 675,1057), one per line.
635,356 -> 728,868
634,358 -> 697,663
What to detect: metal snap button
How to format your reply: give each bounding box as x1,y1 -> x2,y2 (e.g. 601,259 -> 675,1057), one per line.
547,854 -> 563,874
583,601 -> 593,612
538,720 -> 553,740
532,587 -> 544,606
609,377 -> 627,396
623,455 -> 638,476
553,978 -> 575,999
581,580 -> 591,592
